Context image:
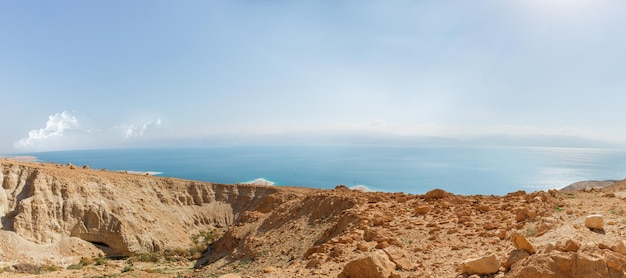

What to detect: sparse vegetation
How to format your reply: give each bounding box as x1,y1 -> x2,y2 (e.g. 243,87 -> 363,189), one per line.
13,263 -> 43,274
45,264 -> 61,272
80,257 -> 95,265
525,224 -> 537,237
94,257 -> 108,266
126,229 -> 221,264
565,192 -> 576,199
554,206 -> 562,212
231,258 -> 254,272
66,263 -> 83,270
122,263 -> 133,273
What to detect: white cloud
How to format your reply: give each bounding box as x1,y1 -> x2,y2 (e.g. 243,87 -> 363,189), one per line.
14,111 -> 80,151
125,118 -> 163,138
14,112 -> 166,152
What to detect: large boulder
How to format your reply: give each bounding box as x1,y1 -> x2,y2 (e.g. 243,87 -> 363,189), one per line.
458,254 -> 499,275
585,215 -> 604,230
508,252 -> 613,278
383,246 -> 415,271
424,189 -> 450,200
338,250 -> 396,278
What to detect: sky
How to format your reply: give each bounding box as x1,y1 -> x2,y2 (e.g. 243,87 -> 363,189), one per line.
2,0 -> 626,153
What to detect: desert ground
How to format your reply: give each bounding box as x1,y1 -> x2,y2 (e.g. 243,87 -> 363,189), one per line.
0,159 -> 625,277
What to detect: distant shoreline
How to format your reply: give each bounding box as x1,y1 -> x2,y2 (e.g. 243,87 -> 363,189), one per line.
1,156 -> 38,162
560,180 -> 618,191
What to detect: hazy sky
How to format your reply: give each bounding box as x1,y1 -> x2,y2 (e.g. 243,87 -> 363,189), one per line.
2,0 -> 626,152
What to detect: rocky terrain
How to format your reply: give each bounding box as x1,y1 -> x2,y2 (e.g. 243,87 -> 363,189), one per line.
0,159 -> 625,277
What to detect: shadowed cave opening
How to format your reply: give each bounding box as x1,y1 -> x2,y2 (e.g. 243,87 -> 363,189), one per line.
86,241 -> 120,257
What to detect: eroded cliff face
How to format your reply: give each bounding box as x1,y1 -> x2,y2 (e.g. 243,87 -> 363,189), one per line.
0,160 -> 278,257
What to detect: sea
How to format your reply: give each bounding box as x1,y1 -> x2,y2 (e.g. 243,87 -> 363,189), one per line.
10,145 -> 626,196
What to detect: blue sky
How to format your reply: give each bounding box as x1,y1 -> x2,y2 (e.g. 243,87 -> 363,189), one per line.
2,0 -> 626,152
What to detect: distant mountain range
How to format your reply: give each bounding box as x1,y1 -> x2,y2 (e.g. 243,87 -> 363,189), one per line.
135,131 -> 622,149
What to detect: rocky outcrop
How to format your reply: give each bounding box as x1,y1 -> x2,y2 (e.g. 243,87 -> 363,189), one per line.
0,160 -> 278,258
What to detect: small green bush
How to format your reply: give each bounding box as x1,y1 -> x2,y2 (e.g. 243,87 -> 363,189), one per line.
122,265 -> 133,273
94,257 -> 108,266
13,263 -> 42,274
80,257 -> 95,265
66,263 -> 83,270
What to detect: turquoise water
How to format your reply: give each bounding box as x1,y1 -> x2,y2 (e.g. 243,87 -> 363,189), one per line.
17,146 -> 626,195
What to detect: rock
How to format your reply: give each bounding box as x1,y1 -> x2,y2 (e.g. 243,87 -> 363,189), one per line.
512,233 -> 537,254
604,251 -> 626,272
383,246 -> 415,271
414,205 -> 430,215
572,252 -> 610,277
483,222 -> 498,230
503,250 -> 529,269
338,250 -> 396,278
508,252 -> 612,278
584,215 -> 604,230
514,208 -> 529,222
424,189 -> 449,200
563,239 -> 580,252
611,241 -> 626,255
218,274 -> 242,278
262,266 -> 278,273
458,254 -> 499,275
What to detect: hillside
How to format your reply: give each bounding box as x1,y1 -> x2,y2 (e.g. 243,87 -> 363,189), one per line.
0,159 -> 625,277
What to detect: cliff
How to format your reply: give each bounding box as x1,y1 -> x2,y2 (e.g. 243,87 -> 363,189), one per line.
0,159 -> 276,260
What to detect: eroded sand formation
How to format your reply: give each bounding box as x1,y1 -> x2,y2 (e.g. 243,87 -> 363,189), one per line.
1,159 -> 625,277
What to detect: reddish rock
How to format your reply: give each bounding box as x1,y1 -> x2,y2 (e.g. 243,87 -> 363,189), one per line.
383,246 -> 415,271
414,205 -> 430,215
564,239 -> 581,252
610,241 -> 626,255
424,189 -> 449,200
504,249 -> 530,269
338,250 -> 396,278
512,233 -> 537,254
584,215 -> 604,230
458,254 -> 499,275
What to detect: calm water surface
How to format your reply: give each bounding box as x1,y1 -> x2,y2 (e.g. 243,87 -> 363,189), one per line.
19,146 -> 626,195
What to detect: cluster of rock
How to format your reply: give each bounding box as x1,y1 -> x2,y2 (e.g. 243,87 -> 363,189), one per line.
452,214 -> 626,278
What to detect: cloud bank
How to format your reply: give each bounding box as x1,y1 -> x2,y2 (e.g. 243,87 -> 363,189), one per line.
14,111 -> 80,151
14,111 -> 164,152
125,118 -> 163,138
